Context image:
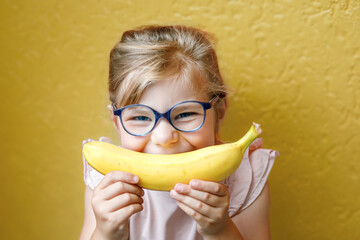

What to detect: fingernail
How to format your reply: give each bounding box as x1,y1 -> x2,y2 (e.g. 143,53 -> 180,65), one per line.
170,189 -> 177,196
175,184 -> 183,192
133,176 -> 139,183
190,180 -> 198,187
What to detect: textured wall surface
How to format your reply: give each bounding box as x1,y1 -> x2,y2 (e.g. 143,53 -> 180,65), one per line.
1,0 -> 359,239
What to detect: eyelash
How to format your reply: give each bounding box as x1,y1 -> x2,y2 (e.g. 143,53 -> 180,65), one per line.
133,116 -> 152,121
175,112 -> 196,119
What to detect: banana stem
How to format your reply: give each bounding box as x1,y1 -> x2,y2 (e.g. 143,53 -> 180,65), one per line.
235,122 -> 262,149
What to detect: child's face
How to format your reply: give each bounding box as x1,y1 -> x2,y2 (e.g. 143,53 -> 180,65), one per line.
112,77 -> 218,154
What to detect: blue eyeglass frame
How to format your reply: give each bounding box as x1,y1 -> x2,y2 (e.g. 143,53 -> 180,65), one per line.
112,96 -> 218,136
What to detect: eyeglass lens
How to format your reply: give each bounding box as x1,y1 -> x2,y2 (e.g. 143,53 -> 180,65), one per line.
121,102 -> 205,135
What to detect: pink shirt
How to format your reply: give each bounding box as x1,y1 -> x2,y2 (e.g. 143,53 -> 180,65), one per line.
82,137 -> 279,240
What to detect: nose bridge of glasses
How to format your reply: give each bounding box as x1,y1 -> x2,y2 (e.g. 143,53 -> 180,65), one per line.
154,108 -> 173,125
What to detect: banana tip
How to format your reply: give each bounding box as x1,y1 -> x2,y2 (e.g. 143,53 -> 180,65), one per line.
252,122 -> 262,135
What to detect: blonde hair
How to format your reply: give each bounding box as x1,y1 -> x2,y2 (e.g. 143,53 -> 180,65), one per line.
108,25 -> 228,116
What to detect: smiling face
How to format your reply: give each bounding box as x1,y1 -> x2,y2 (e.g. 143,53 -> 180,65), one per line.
112,76 -> 220,154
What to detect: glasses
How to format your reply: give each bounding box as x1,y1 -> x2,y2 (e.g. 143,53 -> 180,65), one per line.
112,96 -> 218,136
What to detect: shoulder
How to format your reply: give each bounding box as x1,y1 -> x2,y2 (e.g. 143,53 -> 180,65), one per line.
224,138 -> 279,216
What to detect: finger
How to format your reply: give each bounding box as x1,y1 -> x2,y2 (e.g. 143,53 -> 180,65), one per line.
175,200 -> 210,226
96,171 -> 139,190
107,203 -> 143,228
189,180 -> 228,197
105,193 -> 144,213
249,137 -> 263,151
99,136 -> 113,143
172,184 -> 220,207
170,189 -> 213,218
101,181 -> 144,200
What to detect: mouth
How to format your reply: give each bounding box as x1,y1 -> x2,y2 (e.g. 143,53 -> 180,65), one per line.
144,146 -> 195,155
145,150 -> 186,155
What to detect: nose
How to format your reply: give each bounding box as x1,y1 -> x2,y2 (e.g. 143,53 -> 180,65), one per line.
150,118 -> 179,147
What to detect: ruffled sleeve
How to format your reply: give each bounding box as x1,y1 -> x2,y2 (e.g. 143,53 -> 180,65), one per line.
223,138 -> 279,217
82,137 -> 111,189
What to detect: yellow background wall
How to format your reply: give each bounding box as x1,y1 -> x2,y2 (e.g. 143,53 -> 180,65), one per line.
1,0 -> 359,239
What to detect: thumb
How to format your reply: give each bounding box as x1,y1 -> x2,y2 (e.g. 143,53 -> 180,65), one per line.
249,138 -> 263,151
99,136 -> 113,144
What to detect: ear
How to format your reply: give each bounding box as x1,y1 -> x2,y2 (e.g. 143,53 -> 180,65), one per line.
216,98 -> 226,129
107,104 -> 120,131
214,99 -> 226,142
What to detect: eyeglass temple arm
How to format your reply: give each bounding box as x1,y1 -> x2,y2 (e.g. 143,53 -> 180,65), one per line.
209,93 -> 225,104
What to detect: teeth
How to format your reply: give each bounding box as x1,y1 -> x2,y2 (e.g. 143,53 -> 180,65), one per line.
83,123 -> 261,191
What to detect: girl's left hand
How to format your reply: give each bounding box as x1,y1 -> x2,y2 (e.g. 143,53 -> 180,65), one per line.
170,180 -> 231,237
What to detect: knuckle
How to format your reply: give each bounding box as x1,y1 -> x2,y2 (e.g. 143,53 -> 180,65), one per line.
116,181 -> 125,191
130,204 -> 138,213
196,201 -> 204,211
93,185 -> 101,195
106,171 -> 115,179
136,203 -> 143,211
108,217 -> 121,227
189,209 -> 197,218
202,221 -> 212,229
118,223 -> 127,231
138,188 -> 144,197
214,209 -> 226,222
124,193 -> 133,202
213,213 -> 223,223
224,185 -> 229,193
224,187 -> 229,196
91,197 -> 96,207
220,197 -> 230,208
136,195 -> 143,204
203,193 -> 211,202
129,203 -> 141,213
214,184 -> 221,194
97,205 -> 107,216
91,196 -> 100,208
208,219 -> 215,226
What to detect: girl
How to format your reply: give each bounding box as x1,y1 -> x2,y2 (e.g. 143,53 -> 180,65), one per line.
80,25 -> 278,240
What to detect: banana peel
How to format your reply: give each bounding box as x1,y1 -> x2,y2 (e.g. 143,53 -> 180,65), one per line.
83,122 -> 262,191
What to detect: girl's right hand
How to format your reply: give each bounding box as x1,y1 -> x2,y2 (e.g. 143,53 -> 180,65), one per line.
91,171 -> 144,240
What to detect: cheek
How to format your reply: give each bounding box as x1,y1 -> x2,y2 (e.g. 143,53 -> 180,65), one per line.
190,110 -> 217,148
204,109 -> 217,133
116,120 -> 148,151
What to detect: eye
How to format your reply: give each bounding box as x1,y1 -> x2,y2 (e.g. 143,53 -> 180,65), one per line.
175,112 -> 197,119
133,116 -> 152,121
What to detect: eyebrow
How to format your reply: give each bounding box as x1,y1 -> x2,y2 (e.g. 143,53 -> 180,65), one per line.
124,107 -> 152,115
172,104 -> 195,111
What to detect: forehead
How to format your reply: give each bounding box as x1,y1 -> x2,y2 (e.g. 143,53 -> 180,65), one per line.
116,62 -> 210,108
137,76 -> 208,111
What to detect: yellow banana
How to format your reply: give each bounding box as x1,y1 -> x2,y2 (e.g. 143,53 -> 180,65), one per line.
82,122 -> 262,191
